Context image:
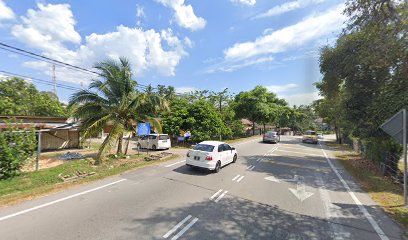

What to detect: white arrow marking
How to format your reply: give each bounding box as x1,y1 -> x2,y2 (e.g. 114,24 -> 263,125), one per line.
264,176 -> 281,183
288,176 -> 314,202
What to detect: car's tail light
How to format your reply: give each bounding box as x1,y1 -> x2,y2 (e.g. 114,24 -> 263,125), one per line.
187,152 -> 190,157
205,156 -> 213,161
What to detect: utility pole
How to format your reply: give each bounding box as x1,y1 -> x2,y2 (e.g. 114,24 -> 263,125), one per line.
219,88 -> 228,141
403,109 -> 407,205
52,64 -> 57,96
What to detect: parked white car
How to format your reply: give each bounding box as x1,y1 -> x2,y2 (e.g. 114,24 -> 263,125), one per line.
186,141 -> 237,173
137,134 -> 171,150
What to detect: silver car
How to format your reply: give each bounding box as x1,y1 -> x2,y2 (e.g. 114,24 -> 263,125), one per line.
263,131 -> 280,143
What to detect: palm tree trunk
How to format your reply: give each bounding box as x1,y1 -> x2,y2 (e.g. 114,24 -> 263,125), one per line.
117,134 -> 123,154
252,122 -> 255,135
124,134 -> 131,155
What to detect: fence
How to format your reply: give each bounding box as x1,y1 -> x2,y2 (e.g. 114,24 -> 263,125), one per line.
349,138 -> 403,184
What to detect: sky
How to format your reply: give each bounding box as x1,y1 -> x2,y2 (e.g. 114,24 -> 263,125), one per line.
0,0 -> 346,106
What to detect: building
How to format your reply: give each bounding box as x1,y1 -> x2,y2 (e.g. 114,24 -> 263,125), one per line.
0,115 -> 80,151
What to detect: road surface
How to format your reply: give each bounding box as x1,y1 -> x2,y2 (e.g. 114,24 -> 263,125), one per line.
0,136 -> 404,239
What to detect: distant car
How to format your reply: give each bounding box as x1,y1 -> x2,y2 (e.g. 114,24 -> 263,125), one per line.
302,130 -> 318,144
186,141 -> 237,173
263,131 -> 280,143
317,134 -> 323,139
137,134 -> 171,150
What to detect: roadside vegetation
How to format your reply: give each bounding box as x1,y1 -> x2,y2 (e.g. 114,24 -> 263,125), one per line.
314,1 -> 407,175
328,143 -> 408,229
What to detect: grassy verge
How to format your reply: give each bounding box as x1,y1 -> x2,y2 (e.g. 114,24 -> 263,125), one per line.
0,153 -> 179,208
225,135 -> 261,144
327,143 -> 408,229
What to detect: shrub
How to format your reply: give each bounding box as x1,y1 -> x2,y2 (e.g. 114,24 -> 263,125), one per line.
0,124 -> 36,179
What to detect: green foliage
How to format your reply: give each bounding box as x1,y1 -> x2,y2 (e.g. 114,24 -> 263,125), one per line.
69,58 -> 168,162
315,0 -> 407,156
0,77 -> 67,117
162,99 -> 228,143
0,124 -> 36,179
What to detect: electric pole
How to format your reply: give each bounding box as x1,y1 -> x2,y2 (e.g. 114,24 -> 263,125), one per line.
52,64 -> 57,96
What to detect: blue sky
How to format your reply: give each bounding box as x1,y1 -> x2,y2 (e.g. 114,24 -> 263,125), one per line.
0,0 -> 346,105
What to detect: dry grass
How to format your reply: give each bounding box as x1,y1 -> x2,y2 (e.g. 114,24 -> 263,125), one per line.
328,143 -> 408,229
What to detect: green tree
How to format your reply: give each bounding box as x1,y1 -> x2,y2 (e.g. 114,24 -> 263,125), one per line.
0,77 -> 67,117
69,58 -> 166,162
0,123 -> 36,179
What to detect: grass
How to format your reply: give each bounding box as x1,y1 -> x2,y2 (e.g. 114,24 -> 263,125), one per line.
0,153 -> 179,207
225,135 -> 261,144
327,143 -> 408,229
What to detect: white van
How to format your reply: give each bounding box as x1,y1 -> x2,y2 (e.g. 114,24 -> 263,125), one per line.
137,134 -> 171,150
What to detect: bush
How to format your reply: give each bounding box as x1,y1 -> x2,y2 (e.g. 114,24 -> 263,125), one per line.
0,125 -> 36,179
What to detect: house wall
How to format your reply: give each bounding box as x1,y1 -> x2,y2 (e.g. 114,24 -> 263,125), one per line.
41,130 -> 80,151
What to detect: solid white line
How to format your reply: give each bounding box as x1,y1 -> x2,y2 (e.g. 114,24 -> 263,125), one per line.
209,189 -> 223,200
171,217 -> 199,240
163,215 -> 192,239
319,143 -> 389,240
236,176 -> 245,183
0,179 -> 127,222
249,166 -> 255,171
214,190 -> 228,202
165,160 -> 185,168
232,174 -> 240,181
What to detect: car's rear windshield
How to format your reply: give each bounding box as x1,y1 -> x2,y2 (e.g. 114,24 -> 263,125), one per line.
305,131 -> 316,135
266,132 -> 277,136
193,144 -> 214,152
159,135 -> 169,140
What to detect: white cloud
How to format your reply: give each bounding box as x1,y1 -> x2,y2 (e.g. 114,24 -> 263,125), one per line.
230,0 -> 256,6
207,55 -> 274,73
157,0 -> 206,31
175,86 -> 198,94
224,4 -> 346,61
281,91 -> 321,106
136,4 -> 145,18
0,0 -> 15,21
266,83 -> 298,93
11,3 -> 191,84
254,0 -> 325,19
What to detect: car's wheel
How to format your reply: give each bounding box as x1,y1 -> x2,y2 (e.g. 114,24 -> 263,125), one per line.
152,144 -> 157,150
213,161 -> 221,173
232,154 -> 237,163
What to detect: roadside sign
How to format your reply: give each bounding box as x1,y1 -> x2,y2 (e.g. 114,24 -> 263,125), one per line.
380,109 -> 407,206
137,123 -> 150,136
380,109 -> 408,144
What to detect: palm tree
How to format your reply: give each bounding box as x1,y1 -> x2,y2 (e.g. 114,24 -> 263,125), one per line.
69,58 -> 167,163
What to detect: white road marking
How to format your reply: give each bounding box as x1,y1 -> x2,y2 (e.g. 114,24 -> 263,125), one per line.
319,143 -> 389,240
248,166 -> 255,171
214,190 -> 228,202
256,158 -> 262,162
273,149 -> 323,156
246,165 -> 252,169
0,179 -> 127,222
209,189 -> 223,200
163,215 -> 192,239
236,176 -> 245,183
232,174 -> 241,181
264,176 -> 281,183
171,217 -> 199,240
165,160 -> 185,168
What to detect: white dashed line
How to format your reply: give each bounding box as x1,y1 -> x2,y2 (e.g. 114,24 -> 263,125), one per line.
214,190 -> 228,202
248,166 -> 255,171
209,189 -> 223,200
236,176 -> 245,182
171,217 -> 199,240
163,215 -> 192,238
232,174 -> 241,181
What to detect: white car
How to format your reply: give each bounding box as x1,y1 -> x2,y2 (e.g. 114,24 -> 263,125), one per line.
186,141 -> 237,173
137,134 -> 171,150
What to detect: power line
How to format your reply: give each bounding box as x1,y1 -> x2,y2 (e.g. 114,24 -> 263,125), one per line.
0,70 -> 81,91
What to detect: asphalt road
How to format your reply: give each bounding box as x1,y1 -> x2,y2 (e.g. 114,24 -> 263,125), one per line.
0,136 -> 404,240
